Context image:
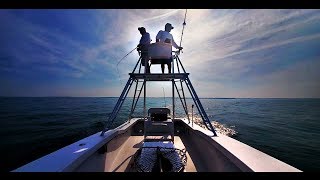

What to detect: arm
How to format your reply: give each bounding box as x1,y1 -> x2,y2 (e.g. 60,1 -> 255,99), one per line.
137,37 -> 141,49
156,31 -> 162,42
147,33 -> 151,43
171,34 -> 181,49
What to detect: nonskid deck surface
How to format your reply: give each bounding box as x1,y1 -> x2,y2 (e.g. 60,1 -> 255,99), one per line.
75,135 -> 197,172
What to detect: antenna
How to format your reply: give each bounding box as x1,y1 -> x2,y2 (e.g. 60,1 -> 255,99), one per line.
179,9 -> 187,50
162,87 -> 166,107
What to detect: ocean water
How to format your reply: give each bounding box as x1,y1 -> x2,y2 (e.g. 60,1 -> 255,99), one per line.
0,97 -> 319,172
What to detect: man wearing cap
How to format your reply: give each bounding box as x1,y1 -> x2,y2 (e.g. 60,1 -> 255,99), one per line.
155,23 -> 183,74
137,27 -> 151,73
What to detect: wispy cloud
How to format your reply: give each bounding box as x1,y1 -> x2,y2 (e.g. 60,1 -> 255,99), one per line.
1,9 -> 320,97
181,9 -> 320,64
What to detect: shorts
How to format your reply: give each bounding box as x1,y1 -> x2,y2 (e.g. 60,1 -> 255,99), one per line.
150,58 -> 173,65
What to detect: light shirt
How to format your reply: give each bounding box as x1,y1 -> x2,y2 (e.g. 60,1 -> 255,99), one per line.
156,30 -> 179,49
139,32 -> 151,45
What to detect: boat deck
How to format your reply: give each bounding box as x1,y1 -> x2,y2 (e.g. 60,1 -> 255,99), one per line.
14,118 -> 301,172
75,135 -> 198,172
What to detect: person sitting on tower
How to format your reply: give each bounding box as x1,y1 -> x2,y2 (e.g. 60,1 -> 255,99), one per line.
155,23 -> 183,74
137,27 -> 151,73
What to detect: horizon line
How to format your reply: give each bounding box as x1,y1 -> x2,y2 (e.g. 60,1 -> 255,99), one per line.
1,96 -> 320,99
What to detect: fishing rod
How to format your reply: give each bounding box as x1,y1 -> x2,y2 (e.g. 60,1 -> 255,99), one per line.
116,47 -> 138,66
116,47 -> 138,85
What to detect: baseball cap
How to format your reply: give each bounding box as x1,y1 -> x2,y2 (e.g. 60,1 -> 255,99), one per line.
165,23 -> 174,29
138,27 -> 146,32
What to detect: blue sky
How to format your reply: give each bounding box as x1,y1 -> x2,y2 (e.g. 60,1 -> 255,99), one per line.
1,9 -> 320,98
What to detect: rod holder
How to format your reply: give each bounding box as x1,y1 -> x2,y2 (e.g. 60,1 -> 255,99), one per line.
192,104 -> 194,127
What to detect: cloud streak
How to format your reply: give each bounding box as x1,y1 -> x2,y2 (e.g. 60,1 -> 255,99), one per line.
1,9 -> 320,97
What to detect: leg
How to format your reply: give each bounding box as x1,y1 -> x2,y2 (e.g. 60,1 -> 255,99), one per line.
141,55 -> 146,73
148,62 -> 151,73
161,64 -> 165,74
167,63 -> 171,73
146,64 -> 150,74
145,59 -> 150,74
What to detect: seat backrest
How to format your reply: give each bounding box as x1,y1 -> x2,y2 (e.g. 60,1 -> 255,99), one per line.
148,42 -> 172,59
148,108 -> 170,122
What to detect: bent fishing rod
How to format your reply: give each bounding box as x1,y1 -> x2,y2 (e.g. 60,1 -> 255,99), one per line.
116,47 -> 138,85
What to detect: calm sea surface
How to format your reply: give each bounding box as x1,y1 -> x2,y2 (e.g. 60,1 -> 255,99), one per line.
0,97 -> 319,172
